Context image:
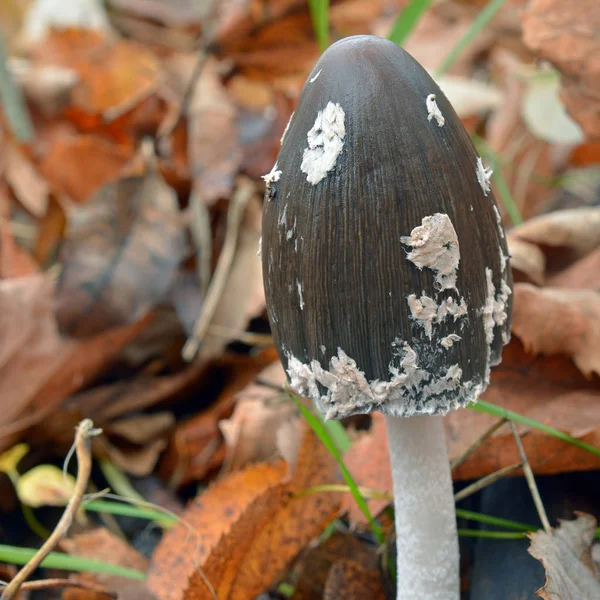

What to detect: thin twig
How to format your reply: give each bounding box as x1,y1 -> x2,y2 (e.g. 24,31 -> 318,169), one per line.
1,578 -> 116,598
451,417 -> 508,471
182,179 -> 255,360
454,463 -> 522,503
508,419 -> 552,533
1,420 -> 101,600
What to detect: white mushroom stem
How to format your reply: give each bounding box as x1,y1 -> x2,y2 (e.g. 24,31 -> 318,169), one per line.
385,414 -> 459,600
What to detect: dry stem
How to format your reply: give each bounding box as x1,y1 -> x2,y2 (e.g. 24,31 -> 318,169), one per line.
2,578 -> 116,598
1,419 -> 101,600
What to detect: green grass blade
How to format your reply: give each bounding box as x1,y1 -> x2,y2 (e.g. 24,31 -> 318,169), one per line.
455,509 -> 536,532
473,135 -> 523,225
387,0 -> 435,46
470,400 -> 600,457
83,499 -> 177,524
435,0 -> 508,77
288,392 -> 385,544
308,0 -> 330,52
0,544 -> 145,580
458,529 -> 527,539
314,411 -> 352,453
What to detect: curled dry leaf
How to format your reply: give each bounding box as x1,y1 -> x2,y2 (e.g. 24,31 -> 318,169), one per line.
548,247 -> 600,290
512,283 -> 600,377
55,169 -> 186,337
506,234 -> 546,285
528,513 -> 600,599
62,528 -> 156,600
522,0 -> 600,140
509,207 -> 600,271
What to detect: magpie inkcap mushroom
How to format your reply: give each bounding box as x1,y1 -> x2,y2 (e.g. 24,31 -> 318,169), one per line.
261,35 -> 512,600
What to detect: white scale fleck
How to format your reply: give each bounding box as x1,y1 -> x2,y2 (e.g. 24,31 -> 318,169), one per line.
320,345 -> 326,355
440,334 -> 461,349
297,279 -> 305,310
476,156 -> 493,196
257,236 -> 262,257
401,213 -> 460,291
286,341 -> 482,420
407,294 -> 468,339
280,111 -> 294,145
426,94 -> 445,127
261,161 -> 282,198
310,69 -> 322,83
301,101 -> 346,185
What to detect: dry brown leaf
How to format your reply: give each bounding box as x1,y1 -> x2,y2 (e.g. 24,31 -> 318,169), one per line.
0,223 -> 39,278
0,274 -> 74,431
528,513 -> 600,599
28,28 -> 161,122
342,413 -> 391,525
36,134 -> 132,203
219,362 -> 293,473
147,461 -> 289,600
323,559 -> 386,600
62,528 -> 155,600
158,349 -> 278,487
522,0 -> 600,140
548,247 -> 600,290
55,169 -> 186,337
292,531 -> 381,599
182,422 -> 342,600
506,235 -> 546,285
509,207 -> 600,271
4,143 -> 49,217
104,412 -> 175,445
198,195 -> 265,361
512,283 -> 600,377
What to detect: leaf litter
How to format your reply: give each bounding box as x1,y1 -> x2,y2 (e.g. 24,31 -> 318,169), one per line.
0,0 -> 600,598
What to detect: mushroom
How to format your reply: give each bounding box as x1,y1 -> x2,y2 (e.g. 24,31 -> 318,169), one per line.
261,35 -> 512,600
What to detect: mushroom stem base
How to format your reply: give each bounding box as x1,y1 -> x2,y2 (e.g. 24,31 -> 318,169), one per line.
385,414 -> 459,600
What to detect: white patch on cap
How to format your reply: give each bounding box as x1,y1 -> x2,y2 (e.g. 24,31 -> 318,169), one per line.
493,205 -> 505,237
481,268 -> 512,383
426,94 -> 445,127
407,293 -> 438,338
257,236 -> 262,257
437,296 -> 468,321
286,341 -> 482,420
440,334 -> 461,348
297,279 -> 305,310
301,101 -> 346,185
280,112 -> 294,145
400,213 -> 460,291
262,161 -> 282,198
476,157 -> 493,196
310,69 -> 322,83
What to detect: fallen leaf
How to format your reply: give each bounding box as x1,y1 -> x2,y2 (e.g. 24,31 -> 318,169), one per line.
528,513 -> 600,599
4,143 -> 49,217
511,283 -> 600,377
292,531 -> 382,599
521,69 -> 584,145
55,169 -> 186,337
342,413 -> 390,525
28,29 -> 161,123
62,528 -> 155,600
0,223 -> 39,278
16,464 -> 75,507
183,422 -> 342,600
522,0 -> 600,140
36,133 -> 131,203
548,248 -> 600,290
509,207 -> 600,272
104,412 -> 175,445
219,363 -> 294,473
197,194 -> 265,361
506,234 -> 546,285
147,461 -> 289,600
323,559 -> 385,600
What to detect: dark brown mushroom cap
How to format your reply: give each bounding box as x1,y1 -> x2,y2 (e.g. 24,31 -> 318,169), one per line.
262,35 -> 512,420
